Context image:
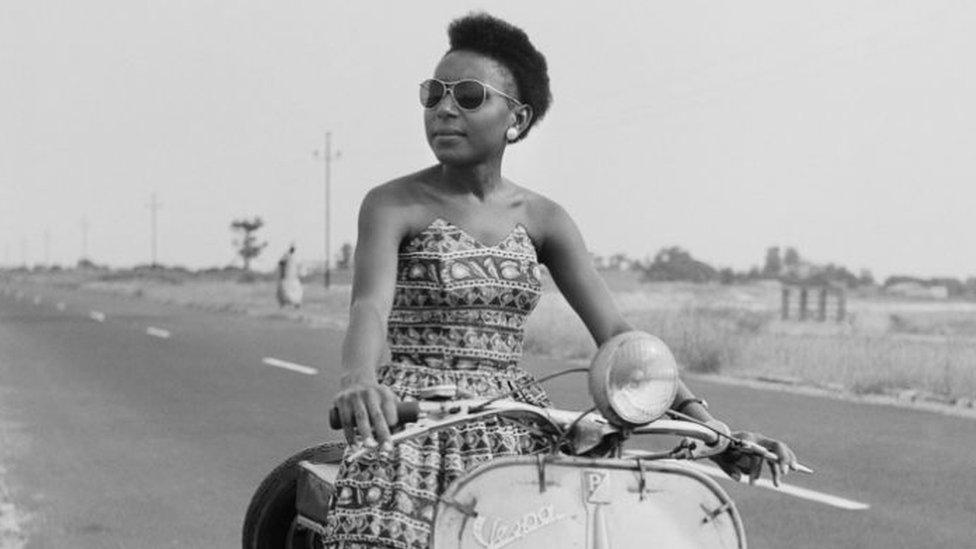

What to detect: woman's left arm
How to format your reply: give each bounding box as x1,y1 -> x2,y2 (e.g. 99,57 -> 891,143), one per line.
536,201 -> 798,485
536,202 -> 709,418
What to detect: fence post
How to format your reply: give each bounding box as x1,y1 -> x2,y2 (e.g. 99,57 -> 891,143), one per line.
818,287 -> 828,322
836,289 -> 847,322
781,286 -> 790,320
799,287 -> 808,321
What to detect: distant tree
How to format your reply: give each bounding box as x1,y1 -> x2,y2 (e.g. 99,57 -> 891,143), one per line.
965,277 -> 976,299
808,263 -> 859,288
337,242 -> 354,269
606,253 -> 630,271
858,269 -> 875,287
930,277 -> 965,297
591,253 -> 606,269
633,255 -> 652,272
719,267 -> 735,285
762,246 -> 782,278
77,258 -> 100,270
746,266 -> 761,280
641,246 -> 718,283
230,216 -> 268,273
783,247 -> 800,268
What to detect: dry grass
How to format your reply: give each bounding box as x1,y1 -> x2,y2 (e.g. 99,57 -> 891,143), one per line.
524,279 -> 976,400
524,289 -> 773,374
739,333 -> 976,398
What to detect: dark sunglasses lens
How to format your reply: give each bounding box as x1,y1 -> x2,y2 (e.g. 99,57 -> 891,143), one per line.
453,81 -> 486,110
420,80 -> 445,108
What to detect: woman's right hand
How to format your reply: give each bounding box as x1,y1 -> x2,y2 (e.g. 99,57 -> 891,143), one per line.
332,374 -> 400,447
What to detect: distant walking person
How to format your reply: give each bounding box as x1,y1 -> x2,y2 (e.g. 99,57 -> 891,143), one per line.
276,244 -> 303,308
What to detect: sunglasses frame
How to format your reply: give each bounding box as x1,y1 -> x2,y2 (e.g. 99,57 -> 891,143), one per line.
419,78 -> 524,111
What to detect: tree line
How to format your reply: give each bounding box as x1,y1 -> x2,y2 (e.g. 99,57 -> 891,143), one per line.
594,246 -> 976,298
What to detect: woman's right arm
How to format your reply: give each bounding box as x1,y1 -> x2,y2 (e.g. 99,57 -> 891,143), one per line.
333,186 -> 406,447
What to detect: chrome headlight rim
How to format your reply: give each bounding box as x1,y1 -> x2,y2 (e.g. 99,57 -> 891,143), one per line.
588,331 -> 679,427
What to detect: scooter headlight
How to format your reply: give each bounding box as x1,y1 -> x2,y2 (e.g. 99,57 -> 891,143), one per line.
589,331 -> 679,427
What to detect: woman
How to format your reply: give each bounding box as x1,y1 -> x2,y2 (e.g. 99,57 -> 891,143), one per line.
327,12 -> 797,548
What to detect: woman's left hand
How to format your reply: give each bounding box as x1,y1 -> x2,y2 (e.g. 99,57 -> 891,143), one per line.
710,431 -> 799,487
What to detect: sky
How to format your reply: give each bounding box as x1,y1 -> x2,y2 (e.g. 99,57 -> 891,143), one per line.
2,1 -> 974,279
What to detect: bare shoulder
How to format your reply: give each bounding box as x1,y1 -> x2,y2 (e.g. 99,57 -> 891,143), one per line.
359,167 -> 439,232
516,187 -> 576,249
362,168 -> 430,211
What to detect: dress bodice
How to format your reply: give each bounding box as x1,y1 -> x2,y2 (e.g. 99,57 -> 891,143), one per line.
378,218 -> 547,402
326,219 -> 552,549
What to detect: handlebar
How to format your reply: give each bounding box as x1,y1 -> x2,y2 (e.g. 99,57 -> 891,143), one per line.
334,398 -> 720,460
330,398 -> 813,474
328,401 -> 421,430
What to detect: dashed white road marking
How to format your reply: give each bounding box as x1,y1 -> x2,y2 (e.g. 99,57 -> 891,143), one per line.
672,460 -> 870,511
89,311 -> 106,322
146,326 -> 171,339
262,357 -> 318,376
56,302 -> 66,311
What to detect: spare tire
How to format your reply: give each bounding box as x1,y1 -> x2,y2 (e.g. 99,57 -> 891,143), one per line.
242,442 -> 345,549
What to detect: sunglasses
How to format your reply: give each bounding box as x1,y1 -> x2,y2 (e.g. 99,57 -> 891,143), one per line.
419,78 -> 524,111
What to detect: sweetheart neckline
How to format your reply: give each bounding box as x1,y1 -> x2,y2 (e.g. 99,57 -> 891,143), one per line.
404,217 -> 533,251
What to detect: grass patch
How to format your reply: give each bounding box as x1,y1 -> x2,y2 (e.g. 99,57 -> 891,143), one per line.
524,291 -> 772,375
736,333 -> 976,399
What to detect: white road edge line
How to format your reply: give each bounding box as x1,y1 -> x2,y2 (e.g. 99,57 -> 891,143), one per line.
262,357 -> 318,376
146,326 -> 171,339
670,460 -> 870,511
89,311 -> 106,322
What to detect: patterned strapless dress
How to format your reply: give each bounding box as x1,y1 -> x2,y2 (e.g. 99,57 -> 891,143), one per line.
322,218 -> 552,549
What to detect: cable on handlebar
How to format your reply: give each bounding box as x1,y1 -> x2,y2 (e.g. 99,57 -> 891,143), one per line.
551,405 -> 598,456
469,367 -> 590,413
664,408 -> 739,446
496,413 -> 562,443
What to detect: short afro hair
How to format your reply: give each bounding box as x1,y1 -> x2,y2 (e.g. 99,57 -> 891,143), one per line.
447,12 -> 552,141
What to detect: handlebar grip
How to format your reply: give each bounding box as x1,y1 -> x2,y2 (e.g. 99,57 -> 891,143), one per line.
329,401 -> 421,430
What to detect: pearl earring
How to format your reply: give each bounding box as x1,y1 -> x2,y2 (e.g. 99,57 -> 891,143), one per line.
506,127 -> 519,141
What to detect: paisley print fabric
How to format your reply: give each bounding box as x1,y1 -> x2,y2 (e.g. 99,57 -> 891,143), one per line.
322,218 -> 551,549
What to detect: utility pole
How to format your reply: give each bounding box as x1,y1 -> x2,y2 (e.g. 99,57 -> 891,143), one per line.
44,229 -> 51,267
81,216 -> 89,262
148,193 -> 162,268
314,132 -> 340,289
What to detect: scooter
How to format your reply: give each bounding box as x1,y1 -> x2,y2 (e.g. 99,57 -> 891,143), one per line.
242,331 -> 809,548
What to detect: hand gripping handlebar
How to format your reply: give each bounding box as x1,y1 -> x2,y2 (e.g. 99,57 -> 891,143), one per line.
328,401 -> 421,430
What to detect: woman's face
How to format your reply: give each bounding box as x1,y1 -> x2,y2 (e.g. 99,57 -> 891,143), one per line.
424,50 -> 522,167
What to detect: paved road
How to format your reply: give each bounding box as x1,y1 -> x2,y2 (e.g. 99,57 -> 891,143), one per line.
0,280 -> 974,548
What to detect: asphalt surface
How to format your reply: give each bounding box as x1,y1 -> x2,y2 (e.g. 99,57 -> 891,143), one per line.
0,280 -> 974,548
